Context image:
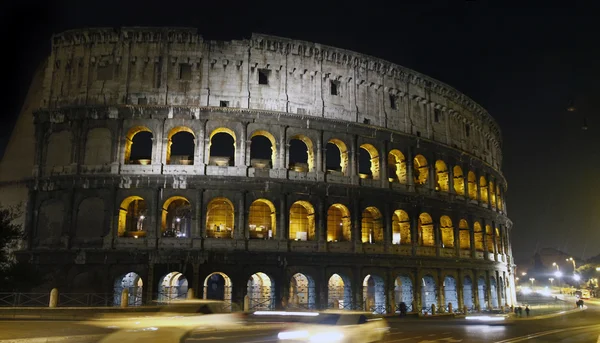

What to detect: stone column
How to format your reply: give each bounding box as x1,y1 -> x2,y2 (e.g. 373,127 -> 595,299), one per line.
383,203 -> 392,252
482,218 -> 489,261
406,149 -> 415,192
475,170 -> 482,204
316,131 -> 323,180
428,156 -> 436,192
485,272 -> 493,310
353,267 -> 363,310
278,126 -> 287,172
317,199 -> 326,251
468,215 -> 476,259
437,272 -> 445,311
196,190 -> 204,239
235,192 -> 246,240
457,269 -> 465,312
352,199 -> 362,252
278,195 -> 288,241
411,209 -> 419,256
415,269 -> 422,313
380,141 -> 388,188
196,121 -> 206,171
349,135 -> 358,184
448,164 -> 455,194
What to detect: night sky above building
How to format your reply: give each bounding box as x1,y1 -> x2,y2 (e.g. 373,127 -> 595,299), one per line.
1,1 -> 599,263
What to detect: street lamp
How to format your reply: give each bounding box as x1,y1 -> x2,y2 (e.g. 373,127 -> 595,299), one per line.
522,272 -> 527,276
549,278 -> 554,286
552,262 -> 560,271
566,257 -> 576,270
530,278 -> 535,289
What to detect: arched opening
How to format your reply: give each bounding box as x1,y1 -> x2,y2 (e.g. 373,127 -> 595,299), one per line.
113,272 -> 143,306
209,128 -> 236,166
76,197 -> 104,238
479,176 -> 489,203
453,166 -> 465,195
248,199 -> 276,239
418,213 -> 434,247
166,127 -> 195,165
394,275 -> 414,313
490,277 -> 499,308
247,272 -> 275,311
499,277 -> 506,306
463,276 -> 474,311
206,197 -> 234,239
495,228 -> 502,255
359,144 -> 379,180
444,276 -> 458,312
489,180 -> 496,208
289,201 -> 315,241
474,222 -> 484,252
435,160 -> 449,192
45,131 -> 72,173
158,271 -> 188,303
84,128 -> 111,165
421,275 -> 437,313
413,155 -> 428,186
250,131 -> 276,169
161,196 -> 191,238
459,219 -> 471,250
328,273 -> 352,310
440,215 -> 454,248
117,196 -> 147,238
125,126 -> 153,164
388,150 -> 407,184
497,185 -> 503,211
289,273 -> 316,310
327,204 -> 351,242
326,139 -> 348,175
203,272 -> 232,309
467,171 -> 477,200
363,275 -> 386,314
392,210 -> 411,245
477,276 -> 487,309
37,200 -> 64,241
486,225 -> 494,253
361,206 -> 383,243
289,135 -> 314,172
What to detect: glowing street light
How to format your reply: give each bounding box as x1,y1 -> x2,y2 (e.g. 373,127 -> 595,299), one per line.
566,257 -> 577,270
573,274 -> 581,282
552,262 -> 560,271
554,270 -> 563,278
529,278 -> 535,288
549,278 -> 554,285
522,272 -> 527,276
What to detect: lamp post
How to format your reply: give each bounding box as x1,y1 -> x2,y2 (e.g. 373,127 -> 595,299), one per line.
552,262 -> 560,271
566,257 -> 576,271
549,278 -> 554,287
530,278 -> 535,290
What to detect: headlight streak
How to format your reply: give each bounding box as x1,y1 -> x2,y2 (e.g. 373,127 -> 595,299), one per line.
254,311 -> 320,317
465,315 -> 506,322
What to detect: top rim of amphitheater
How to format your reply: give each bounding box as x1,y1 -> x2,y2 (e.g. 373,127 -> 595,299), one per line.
52,26 -> 501,140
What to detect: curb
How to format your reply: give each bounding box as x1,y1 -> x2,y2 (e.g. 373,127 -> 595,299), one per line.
0,334 -> 104,343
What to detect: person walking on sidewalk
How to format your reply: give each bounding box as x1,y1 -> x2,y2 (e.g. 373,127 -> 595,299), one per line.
525,305 -> 530,317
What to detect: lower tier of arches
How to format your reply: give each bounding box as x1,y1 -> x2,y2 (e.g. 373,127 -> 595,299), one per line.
22,250 -> 517,314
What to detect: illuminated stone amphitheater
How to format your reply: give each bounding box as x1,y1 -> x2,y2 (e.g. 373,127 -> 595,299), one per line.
0,27 -> 515,313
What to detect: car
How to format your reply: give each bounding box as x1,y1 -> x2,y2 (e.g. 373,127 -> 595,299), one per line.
275,311 -> 389,343
85,300 -> 242,342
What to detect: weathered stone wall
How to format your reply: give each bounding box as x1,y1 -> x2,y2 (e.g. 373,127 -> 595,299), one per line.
40,28 -> 502,170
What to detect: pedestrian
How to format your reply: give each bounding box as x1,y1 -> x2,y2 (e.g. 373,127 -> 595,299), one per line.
525,305 -> 530,317
518,306 -> 523,317
514,306 -> 518,316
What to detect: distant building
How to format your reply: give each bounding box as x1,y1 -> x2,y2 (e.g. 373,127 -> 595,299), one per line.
0,27 -> 514,312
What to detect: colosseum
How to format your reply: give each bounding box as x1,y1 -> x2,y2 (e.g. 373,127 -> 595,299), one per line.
0,27 -> 514,313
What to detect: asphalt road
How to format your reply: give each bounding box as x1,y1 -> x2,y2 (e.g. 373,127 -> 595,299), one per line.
0,303 -> 599,343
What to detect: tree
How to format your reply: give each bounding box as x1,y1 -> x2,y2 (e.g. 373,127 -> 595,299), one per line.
0,205 -> 41,291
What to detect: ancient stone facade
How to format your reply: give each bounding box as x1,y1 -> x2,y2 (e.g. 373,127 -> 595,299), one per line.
3,27 -> 514,313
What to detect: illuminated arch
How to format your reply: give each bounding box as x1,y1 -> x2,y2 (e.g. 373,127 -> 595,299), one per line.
250,130 -> 276,168
413,155 -> 428,185
289,273 -> 316,310
474,222 -> 484,252
206,197 -> 234,239
443,276 -> 458,311
486,225 -> 494,253
361,206 -> 383,243
363,274 -> 386,313
247,272 -> 275,311
394,275 -> 414,310
328,273 -> 352,309
459,219 -> 470,250
440,215 -> 454,248
479,176 -> 489,203
124,126 -> 153,164
392,210 -> 411,245
289,201 -> 315,241
118,196 -> 147,237
418,213 -> 434,246
161,196 -> 191,238
435,160 -> 449,192
248,199 -> 276,239
113,272 -> 143,306
166,126 -> 195,165
467,171 -> 477,200
326,139 -> 348,175
289,135 -> 314,172
421,275 -> 437,312
497,185 -> 503,210
209,128 -> 236,166
495,227 -> 502,254
327,204 -> 351,242
203,272 -> 232,305
489,180 -> 496,208
359,144 -> 380,180
453,166 -> 465,195
388,150 -> 407,184
158,271 -> 188,302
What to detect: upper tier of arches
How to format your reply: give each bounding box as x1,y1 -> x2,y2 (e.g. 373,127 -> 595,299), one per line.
42,28 -> 502,169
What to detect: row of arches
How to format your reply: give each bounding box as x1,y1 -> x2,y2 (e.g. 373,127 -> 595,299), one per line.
44,126 -> 504,211
113,270 -> 510,313
114,196 -> 505,254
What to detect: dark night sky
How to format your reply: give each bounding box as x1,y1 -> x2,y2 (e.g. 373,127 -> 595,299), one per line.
2,1 -> 600,263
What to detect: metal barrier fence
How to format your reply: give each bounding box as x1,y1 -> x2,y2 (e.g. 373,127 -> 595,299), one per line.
0,293 -> 50,307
